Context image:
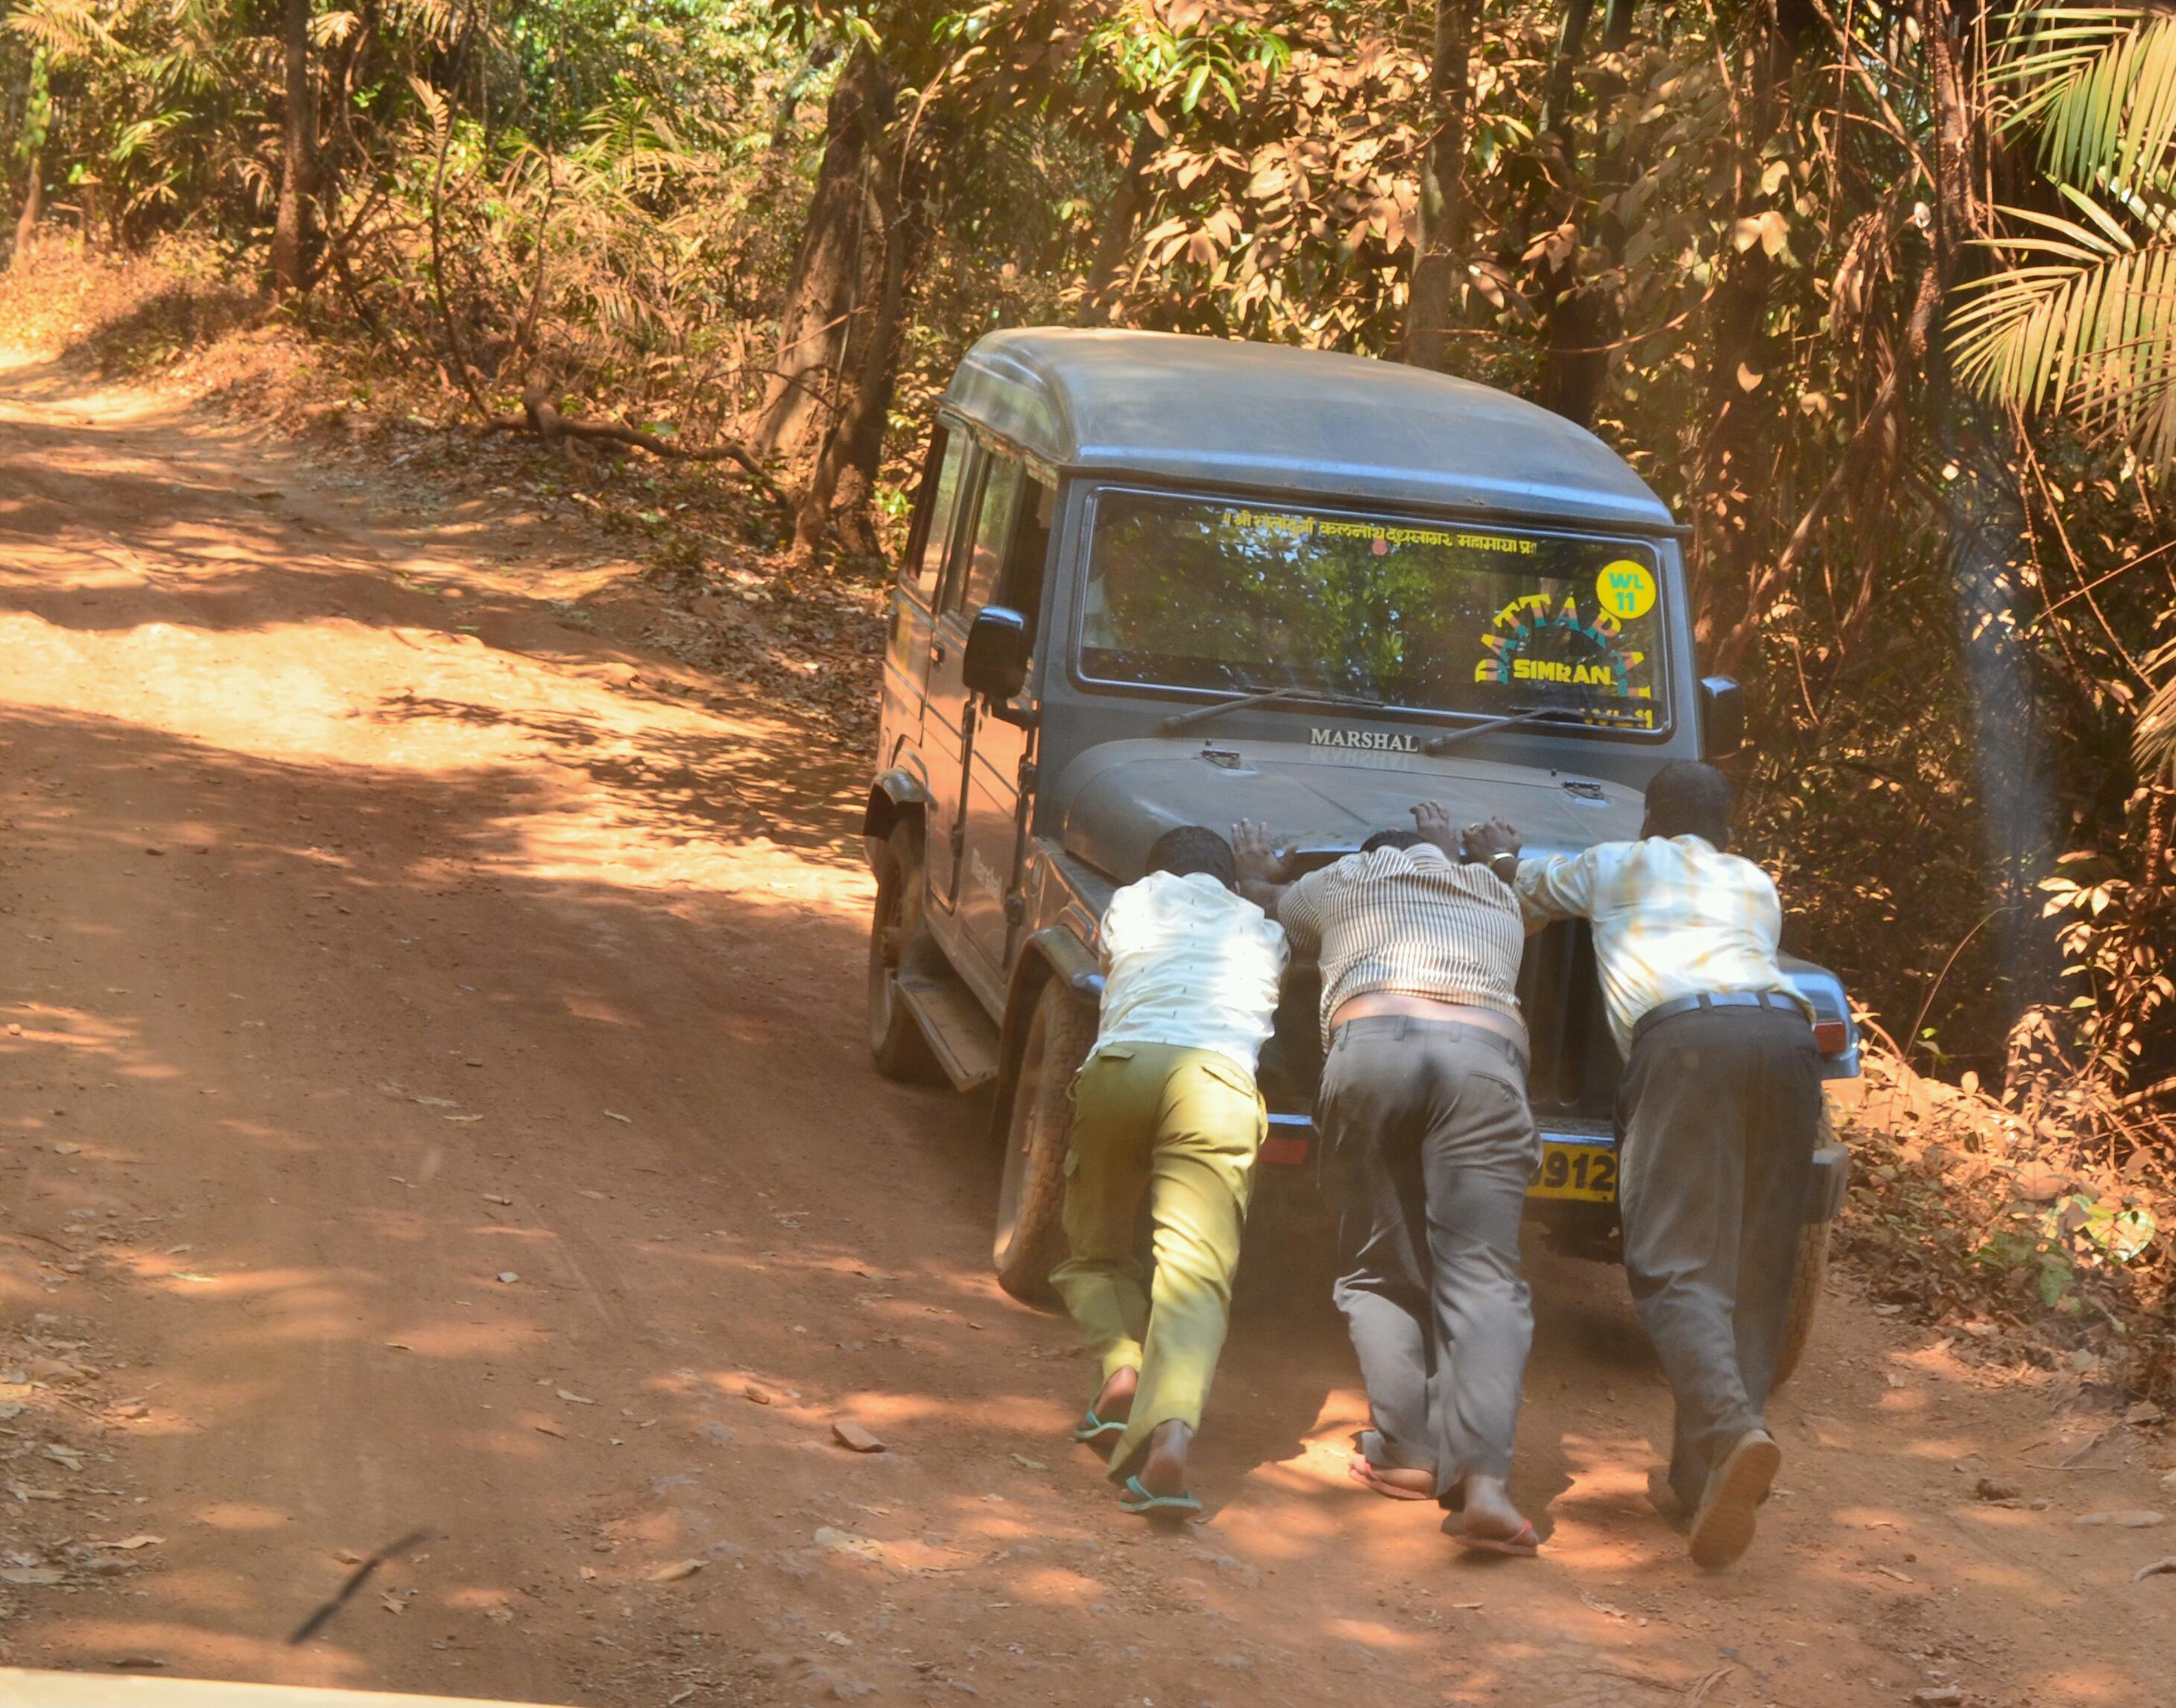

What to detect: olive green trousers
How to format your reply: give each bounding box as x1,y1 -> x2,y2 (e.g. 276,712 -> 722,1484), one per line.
1050,1042 -> 1266,1483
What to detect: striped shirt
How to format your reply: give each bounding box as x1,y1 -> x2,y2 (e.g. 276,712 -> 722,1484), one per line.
1514,834 -> 1811,1055
1277,843 -> 1526,1048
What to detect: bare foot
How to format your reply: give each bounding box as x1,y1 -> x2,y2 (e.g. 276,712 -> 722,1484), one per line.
1094,1366 -> 1137,1423
1350,1457 -> 1436,1498
1450,1473 -> 1530,1546
1138,1418 -> 1192,1497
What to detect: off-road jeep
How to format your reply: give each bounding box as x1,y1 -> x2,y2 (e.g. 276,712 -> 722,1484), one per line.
863,329 -> 1859,1381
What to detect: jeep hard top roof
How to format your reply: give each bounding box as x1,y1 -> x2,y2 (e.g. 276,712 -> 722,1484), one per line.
942,328 -> 1677,535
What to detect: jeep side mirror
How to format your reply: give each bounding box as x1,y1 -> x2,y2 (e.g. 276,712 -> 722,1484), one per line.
963,605 -> 1030,703
1699,675 -> 1745,757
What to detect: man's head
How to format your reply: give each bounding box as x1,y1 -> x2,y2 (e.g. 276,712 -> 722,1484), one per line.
1641,760 -> 1734,848
1361,828 -> 1425,855
1145,825 -> 1238,889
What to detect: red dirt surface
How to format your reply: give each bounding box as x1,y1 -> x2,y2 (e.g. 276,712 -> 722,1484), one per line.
0,352 -> 2171,1708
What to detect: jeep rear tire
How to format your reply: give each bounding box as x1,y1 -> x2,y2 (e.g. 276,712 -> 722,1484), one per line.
867,820 -> 938,1083
1771,1113 -> 1844,1391
993,977 -> 1095,1305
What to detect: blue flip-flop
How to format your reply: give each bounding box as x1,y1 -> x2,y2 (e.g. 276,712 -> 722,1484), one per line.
1072,1408 -> 1127,1445
1117,1475 -> 1202,1516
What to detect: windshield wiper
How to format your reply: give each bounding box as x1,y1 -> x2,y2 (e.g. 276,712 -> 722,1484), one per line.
1423,701 -> 1653,754
1158,685 -> 1386,736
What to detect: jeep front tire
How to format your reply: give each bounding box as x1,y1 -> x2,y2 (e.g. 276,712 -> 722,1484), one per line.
993,976 -> 1095,1303
1771,1111 -> 1845,1391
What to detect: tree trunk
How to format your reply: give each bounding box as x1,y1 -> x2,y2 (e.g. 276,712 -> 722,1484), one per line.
271,0 -> 317,298
1077,116 -> 1160,326
12,146 -> 41,268
796,176 -> 915,561
1538,0 -> 1597,139
1403,0 -> 1473,371
1688,0 -> 1817,655
749,45 -> 892,469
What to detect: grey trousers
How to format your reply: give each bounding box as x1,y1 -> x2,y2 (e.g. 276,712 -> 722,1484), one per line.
1617,1005 -> 1821,1510
1315,1016 -> 1539,1496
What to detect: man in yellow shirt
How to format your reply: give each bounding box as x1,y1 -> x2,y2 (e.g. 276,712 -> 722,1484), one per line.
1468,761 -> 1819,1569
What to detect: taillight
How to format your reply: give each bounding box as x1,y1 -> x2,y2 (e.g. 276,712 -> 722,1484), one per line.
1814,1019 -> 1850,1054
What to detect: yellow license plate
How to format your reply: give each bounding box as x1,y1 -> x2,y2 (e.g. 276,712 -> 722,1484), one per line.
1528,1141 -> 1618,1203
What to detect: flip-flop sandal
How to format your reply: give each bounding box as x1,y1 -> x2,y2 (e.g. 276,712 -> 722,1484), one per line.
1071,1408 -> 1127,1446
1688,1429 -> 1781,1569
1347,1454 -> 1434,1502
1116,1475 -> 1203,1517
1443,1515 -> 1541,1557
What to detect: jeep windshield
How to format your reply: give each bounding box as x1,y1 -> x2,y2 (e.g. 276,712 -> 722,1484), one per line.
1077,487 -> 1667,731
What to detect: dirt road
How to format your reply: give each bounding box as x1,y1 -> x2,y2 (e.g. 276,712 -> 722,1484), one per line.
0,351 -> 2170,1708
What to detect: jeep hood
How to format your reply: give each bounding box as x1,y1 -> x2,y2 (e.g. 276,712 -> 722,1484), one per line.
1054,738 -> 1645,882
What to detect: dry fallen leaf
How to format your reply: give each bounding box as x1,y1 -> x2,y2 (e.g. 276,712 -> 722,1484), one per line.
647,1559 -> 703,1583
2134,1555 -> 2176,1581
557,1390 -> 595,1406
604,1110 -> 632,1124
51,1142 -> 80,1156
832,1420 -> 885,1453
742,1385 -> 773,1406
0,1567 -> 64,1587
2075,1510 -> 2166,1528
1009,1453 -> 1047,1473
379,1592 -> 404,1615
482,1194 -> 513,1206
534,1420 -> 567,1439
107,1536 -> 162,1551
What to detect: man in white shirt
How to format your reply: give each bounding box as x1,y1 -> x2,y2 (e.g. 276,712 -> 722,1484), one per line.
1468,761 -> 1821,1569
1052,826 -> 1289,1517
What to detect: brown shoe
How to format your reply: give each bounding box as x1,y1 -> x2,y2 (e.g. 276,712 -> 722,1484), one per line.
1687,1429 -> 1781,1569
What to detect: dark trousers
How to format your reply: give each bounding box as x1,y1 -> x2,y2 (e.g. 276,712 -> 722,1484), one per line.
1315,1016 -> 1539,1494
1618,1005 -> 1822,1509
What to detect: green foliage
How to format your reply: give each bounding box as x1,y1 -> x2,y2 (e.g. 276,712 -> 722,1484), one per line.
1953,6 -> 2176,472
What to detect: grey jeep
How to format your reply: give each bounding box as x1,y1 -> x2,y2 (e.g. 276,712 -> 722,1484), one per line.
862,329 -> 1859,1379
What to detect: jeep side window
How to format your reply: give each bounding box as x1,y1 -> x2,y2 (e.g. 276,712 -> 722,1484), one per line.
1001,475 -> 1056,642
905,425 -> 967,605
952,454 -> 1026,618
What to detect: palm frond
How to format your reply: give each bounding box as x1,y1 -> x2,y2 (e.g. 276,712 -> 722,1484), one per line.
5,0 -> 123,63
1995,6 -> 2176,196
1949,200 -> 2176,469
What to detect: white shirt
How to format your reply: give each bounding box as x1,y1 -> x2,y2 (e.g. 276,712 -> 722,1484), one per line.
1515,835 -> 1809,1055
1094,870 -> 1290,1079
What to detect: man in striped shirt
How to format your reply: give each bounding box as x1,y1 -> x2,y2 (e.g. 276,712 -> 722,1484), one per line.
1470,760 -> 1820,1569
1236,808 -> 1541,1557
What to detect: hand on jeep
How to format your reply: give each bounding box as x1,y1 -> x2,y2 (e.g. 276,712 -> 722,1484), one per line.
1461,816 -> 1523,867
1232,819 -> 1297,886
1411,800 -> 1460,856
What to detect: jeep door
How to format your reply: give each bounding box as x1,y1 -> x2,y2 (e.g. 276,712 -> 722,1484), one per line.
921,444 -> 1053,987
956,466 -> 1054,975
